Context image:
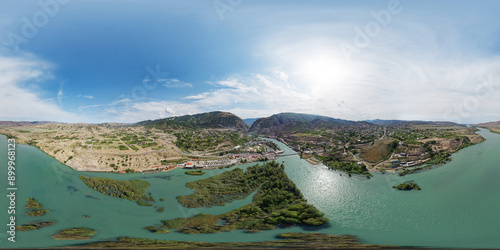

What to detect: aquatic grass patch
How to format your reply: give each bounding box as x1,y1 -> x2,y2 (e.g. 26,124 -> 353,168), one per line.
52,227 -> 97,240
79,176 -> 155,206
25,198 -> 43,209
145,226 -> 171,234
25,198 -> 49,216
81,232 -> 390,249
27,209 -> 50,216
156,161 -> 328,234
16,221 -> 56,231
177,167 -> 262,208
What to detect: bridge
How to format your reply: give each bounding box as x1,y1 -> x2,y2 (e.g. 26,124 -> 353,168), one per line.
276,152 -> 299,157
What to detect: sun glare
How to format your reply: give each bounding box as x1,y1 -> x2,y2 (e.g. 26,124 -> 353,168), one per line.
297,53 -> 353,93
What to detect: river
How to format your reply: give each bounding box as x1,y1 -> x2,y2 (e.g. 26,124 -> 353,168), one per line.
0,128 -> 499,248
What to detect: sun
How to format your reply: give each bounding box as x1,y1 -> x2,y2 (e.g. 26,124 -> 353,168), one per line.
296,52 -> 353,93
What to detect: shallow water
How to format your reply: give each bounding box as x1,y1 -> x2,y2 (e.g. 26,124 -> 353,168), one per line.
0,128 -> 499,248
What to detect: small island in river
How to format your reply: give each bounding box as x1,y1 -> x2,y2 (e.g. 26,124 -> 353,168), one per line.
79,176 -> 155,206
25,198 -> 50,216
52,227 -> 98,240
16,221 -> 56,231
185,170 -> 205,175
393,181 -> 421,191
151,161 -> 328,234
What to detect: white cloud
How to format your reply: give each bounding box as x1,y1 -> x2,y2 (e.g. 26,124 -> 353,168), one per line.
0,54 -> 80,122
57,82 -> 64,107
143,77 -> 193,88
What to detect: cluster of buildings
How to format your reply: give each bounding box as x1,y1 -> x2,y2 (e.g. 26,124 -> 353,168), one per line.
391,160 -> 418,168
180,151 -> 279,170
182,158 -> 239,169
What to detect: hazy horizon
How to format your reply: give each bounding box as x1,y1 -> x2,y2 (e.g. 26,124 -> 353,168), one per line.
0,110 -> 491,125
1,1 -> 500,124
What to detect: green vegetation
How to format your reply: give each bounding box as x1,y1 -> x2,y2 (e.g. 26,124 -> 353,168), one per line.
16,221 -> 56,231
145,226 -> 171,234
398,166 -> 425,176
79,176 -> 155,206
398,150 -> 452,176
0,132 -> 16,140
52,227 -> 98,240
317,155 -> 372,178
456,136 -> 474,150
174,130 -> 251,152
177,166 -> 263,208
27,139 -> 38,146
25,198 -> 43,209
82,232 -> 389,249
393,181 -> 421,191
15,130 -> 31,133
156,161 -> 328,234
25,198 -> 49,216
27,209 -> 50,216
154,229 -> 171,234
426,151 -> 451,166
137,111 -> 248,132
489,129 -> 500,135
185,170 -> 205,175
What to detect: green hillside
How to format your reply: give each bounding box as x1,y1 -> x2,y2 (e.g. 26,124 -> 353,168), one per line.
136,111 -> 248,132
249,112 -> 361,135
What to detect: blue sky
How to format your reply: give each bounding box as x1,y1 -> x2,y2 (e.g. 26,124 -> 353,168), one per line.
1,0 -> 500,124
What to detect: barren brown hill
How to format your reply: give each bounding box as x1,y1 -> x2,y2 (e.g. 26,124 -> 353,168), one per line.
0,121 -> 55,127
476,121 -> 500,127
361,139 -> 396,163
476,121 -> 500,134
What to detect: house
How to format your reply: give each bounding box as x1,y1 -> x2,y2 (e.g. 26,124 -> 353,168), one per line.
391,160 -> 400,168
184,162 -> 194,169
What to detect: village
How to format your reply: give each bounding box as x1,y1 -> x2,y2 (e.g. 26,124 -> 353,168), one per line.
118,139 -> 283,174
276,123 -> 484,173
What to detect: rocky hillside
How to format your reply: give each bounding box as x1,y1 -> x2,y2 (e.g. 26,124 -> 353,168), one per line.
476,121 -> 500,127
476,121 -> 500,134
137,111 -> 248,132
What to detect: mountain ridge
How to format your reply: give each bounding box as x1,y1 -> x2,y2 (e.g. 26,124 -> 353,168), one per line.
136,111 -> 249,132
249,112 -> 365,135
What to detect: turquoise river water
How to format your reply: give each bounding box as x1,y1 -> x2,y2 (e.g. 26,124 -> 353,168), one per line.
0,128 -> 499,248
